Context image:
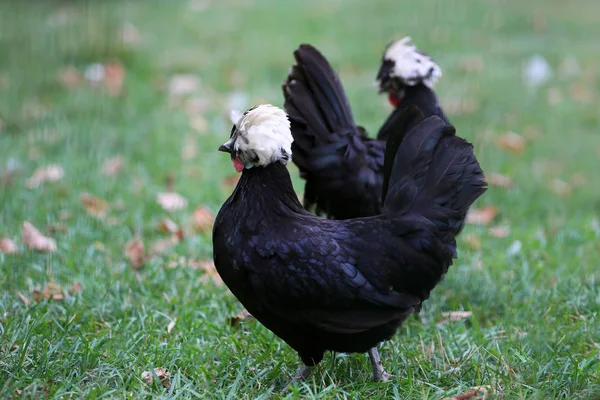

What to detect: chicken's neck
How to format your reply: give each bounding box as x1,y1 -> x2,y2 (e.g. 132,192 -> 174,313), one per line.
230,162 -> 306,215
396,83 -> 447,123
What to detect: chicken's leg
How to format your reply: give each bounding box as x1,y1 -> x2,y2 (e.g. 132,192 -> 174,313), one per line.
291,365 -> 314,383
368,348 -> 395,382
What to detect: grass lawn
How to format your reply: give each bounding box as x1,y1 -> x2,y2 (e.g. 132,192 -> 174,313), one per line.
1,0 -> 599,398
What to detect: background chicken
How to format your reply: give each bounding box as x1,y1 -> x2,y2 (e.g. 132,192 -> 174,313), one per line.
213,104 -> 486,386
283,38 -> 447,220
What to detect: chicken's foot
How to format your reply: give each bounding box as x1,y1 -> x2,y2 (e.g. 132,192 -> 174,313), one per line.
368,347 -> 395,382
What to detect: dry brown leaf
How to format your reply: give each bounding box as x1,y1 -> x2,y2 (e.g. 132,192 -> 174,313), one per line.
443,386 -> 493,400
489,226 -> 510,238
0,238 -> 19,254
101,155 -> 125,176
58,67 -> 82,88
150,236 -> 179,256
463,233 -> 481,250
141,367 -> 171,388
496,132 -> 526,154
157,218 -> 179,234
458,55 -> 484,73
191,259 -> 223,286
16,291 -> 30,306
228,309 -> 255,327
80,193 -> 108,218
488,173 -> 513,189
440,311 -> 473,325
441,97 -> 480,116
570,83 -> 593,104
191,205 -> 214,232
26,165 -> 64,188
157,192 -> 188,212
70,282 -> 83,294
169,74 -> 200,97
466,206 -> 498,226
125,238 -> 145,268
22,221 -> 57,252
104,62 -> 125,97
550,179 -> 572,198
32,282 -> 66,302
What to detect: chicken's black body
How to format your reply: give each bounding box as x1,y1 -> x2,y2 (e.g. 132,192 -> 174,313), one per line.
282,45 -> 449,220
213,109 -> 487,370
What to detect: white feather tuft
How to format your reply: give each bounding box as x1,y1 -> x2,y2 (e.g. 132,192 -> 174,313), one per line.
231,104 -> 292,167
383,37 -> 442,89
229,109 -> 243,126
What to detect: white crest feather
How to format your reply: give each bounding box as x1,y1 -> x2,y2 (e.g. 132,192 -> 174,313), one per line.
230,104 -> 292,167
383,37 -> 442,89
229,109 -> 243,126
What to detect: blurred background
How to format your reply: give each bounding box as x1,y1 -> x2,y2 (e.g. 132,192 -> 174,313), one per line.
0,0 -> 598,398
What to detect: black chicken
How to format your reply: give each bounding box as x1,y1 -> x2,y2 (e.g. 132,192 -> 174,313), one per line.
283,37 -> 448,221
213,104 -> 486,384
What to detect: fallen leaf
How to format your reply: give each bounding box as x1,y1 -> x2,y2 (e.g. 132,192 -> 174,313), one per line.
458,55 -> 484,73
26,165 -> 64,188
169,74 -> 200,97
125,238 -> 145,268
80,193 -> 108,218
32,282 -> 66,302
0,238 -> 19,254
167,319 -> 176,334
101,155 -> 125,176
228,309 -> 255,327
466,206 -> 498,226
22,221 -> 57,252
157,192 -> 188,212
157,218 -> 179,234
550,179 -> 571,198
444,386 -> 494,400
58,67 -> 82,88
16,291 -> 30,306
463,233 -> 481,250
47,223 -> 68,234
489,226 -> 510,238
150,236 -> 179,256
190,259 -> 223,286
496,132 -> 526,154
105,62 -> 125,96
439,311 -> 472,325
488,173 -> 513,189
191,205 -> 214,232
70,282 -> 83,294
570,83 -> 593,104
141,367 -> 171,388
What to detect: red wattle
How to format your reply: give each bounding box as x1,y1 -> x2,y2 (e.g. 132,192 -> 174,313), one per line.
233,157 -> 245,173
388,92 -> 399,107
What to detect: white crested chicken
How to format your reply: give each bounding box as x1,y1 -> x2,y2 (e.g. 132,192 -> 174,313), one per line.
283,37 -> 449,221
212,104 -> 486,385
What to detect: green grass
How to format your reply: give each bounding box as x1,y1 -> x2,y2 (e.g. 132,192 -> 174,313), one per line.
1,0 -> 599,398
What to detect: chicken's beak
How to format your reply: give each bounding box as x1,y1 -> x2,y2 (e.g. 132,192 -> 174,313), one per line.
218,138 -> 234,154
